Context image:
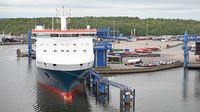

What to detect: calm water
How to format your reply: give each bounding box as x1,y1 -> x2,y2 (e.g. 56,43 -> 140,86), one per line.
0,45 -> 200,112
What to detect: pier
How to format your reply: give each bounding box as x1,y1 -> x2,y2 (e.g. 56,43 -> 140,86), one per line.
187,62 -> 200,69
95,61 -> 183,75
87,69 -> 135,111
0,42 -> 28,46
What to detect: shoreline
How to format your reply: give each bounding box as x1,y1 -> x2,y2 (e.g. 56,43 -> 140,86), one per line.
95,62 -> 183,76
0,42 -> 28,46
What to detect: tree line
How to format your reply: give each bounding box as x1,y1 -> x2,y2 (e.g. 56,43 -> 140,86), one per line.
0,17 -> 200,36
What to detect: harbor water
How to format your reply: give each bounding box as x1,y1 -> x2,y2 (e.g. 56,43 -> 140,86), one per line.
0,45 -> 200,112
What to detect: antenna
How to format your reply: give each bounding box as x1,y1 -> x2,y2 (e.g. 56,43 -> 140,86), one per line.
68,9 -> 71,22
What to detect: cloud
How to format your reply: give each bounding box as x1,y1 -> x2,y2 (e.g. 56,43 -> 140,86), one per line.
0,0 -> 200,20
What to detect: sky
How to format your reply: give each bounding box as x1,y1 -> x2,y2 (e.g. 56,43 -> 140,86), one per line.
1,0 -> 200,20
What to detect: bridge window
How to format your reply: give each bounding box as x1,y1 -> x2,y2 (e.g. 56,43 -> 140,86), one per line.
72,34 -> 79,37
60,34 -> 71,37
79,34 -> 83,36
90,34 -> 95,37
83,34 -> 89,36
33,34 -> 37,37
50,34 -> 59,37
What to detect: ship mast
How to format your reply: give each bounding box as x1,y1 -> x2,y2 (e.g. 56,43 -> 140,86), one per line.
56,6 -> 71,30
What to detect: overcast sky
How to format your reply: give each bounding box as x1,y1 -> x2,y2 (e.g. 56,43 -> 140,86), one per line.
1,0 -> 200,20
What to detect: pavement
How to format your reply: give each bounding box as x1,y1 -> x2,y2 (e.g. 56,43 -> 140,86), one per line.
109,40 -> 200,69
113,40 -> 199,61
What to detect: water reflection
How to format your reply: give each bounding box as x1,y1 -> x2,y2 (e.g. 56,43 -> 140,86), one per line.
183,68 -> 189,99
195,71 -> 200,98
183,68 -> 200,101
96,94 -> 109,105
33,83 -> 90,112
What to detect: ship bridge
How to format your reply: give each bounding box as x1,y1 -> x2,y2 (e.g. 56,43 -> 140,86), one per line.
32,29 -> 97,37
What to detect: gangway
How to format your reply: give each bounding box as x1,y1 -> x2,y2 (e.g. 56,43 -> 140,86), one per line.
87,69 -> 135,111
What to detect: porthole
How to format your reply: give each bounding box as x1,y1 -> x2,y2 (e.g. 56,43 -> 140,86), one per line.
61,50 -> 64,52
73,50 -> 77,52
83,50 -> 86,52
53,43 -> 57,46
54,50 -> 57,52
43,50 -> 47,52
66,50 -> 69,52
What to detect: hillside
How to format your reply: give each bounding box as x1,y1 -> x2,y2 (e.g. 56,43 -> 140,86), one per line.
0,17 -> 200,36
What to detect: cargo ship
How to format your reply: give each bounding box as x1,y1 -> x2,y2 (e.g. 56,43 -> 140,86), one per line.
32,7 -> 96,102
